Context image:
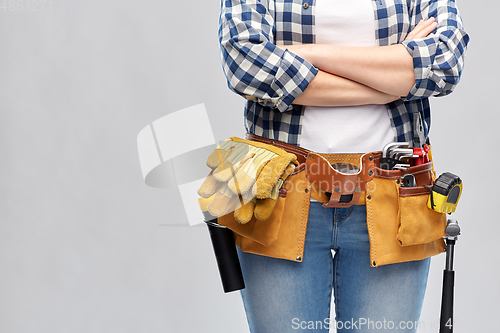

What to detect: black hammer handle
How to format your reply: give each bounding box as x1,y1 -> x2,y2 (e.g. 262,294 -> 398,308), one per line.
204,213 -> 245,293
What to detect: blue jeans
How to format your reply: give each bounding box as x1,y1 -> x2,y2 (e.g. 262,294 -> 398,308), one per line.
237,203 -> 430,332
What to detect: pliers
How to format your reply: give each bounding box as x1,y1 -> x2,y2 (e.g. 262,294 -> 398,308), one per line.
413,112 -> 430,165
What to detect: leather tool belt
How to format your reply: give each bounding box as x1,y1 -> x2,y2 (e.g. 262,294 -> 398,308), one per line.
224,134 -> 446,265
246,133 -> 375,208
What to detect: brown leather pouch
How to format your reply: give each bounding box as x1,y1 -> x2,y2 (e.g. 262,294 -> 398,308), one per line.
366,160 -> 446,267
218,164 -> 311,262
305,152 -> 374,207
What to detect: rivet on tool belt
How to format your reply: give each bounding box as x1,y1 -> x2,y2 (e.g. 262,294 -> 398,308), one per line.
305,152 -> 375,208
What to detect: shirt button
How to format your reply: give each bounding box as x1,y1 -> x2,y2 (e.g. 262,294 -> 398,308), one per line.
303,2 -> 309,9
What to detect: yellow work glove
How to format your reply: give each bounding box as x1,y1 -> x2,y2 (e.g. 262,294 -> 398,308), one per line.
253,163 -> 295,220
197,137 -> 298,224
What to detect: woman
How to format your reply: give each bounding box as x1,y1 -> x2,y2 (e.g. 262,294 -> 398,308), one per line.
218,0 -> 469,331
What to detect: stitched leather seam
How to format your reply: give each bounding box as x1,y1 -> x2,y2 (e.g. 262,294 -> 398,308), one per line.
400,191 -> 429,197
374,172 -> 430,180
322,158 -> 361,163
297,181 -> 309,261
298,187 -> 306,260
366,185 -> 377,266
320,153 -> 362,158
374,165 -> 433,180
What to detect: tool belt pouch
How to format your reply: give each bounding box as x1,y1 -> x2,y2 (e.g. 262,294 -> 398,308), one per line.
367,160 -> 446,266
218,165 -> 310,262
397,184 -> 447,246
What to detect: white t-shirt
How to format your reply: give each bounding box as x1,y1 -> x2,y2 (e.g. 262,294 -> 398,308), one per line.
299,0 -> 394,153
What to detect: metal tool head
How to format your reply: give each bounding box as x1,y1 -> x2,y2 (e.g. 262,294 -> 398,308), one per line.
382,142 -> 410,158
389,148 -> 414,160
392,163 -> 410,171
400,174 -> 417,187
446,219 -> 461,238
412,112 -> 426,148
393,152 -> 417,161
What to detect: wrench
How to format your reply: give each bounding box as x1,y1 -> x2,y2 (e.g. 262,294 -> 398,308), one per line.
393,164 -> 410,171
381,142 -> 411,170
389,148 -> 415,160
393,152 -> 417,161
382,142 -> 410,158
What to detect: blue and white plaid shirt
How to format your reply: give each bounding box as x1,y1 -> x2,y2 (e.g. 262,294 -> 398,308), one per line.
219,0 -> 469,147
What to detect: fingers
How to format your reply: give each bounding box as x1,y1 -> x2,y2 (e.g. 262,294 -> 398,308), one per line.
406,17 -> 438,40
417,19 -> 438,39
407,18 -> 434,39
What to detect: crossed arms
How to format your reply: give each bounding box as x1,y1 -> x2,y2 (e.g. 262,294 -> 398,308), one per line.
282,19 -> 438,107
219,0 -> 469,113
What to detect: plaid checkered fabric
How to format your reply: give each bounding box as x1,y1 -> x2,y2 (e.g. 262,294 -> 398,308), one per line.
219,0 -> 469,146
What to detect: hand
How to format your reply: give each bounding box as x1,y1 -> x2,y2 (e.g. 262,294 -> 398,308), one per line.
405,18 -> 438,40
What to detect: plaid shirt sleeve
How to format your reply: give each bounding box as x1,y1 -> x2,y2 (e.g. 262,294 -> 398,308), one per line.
401,0 -> 470,100
219,0 -> 318,113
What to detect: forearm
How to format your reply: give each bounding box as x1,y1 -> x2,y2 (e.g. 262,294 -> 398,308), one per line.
293,70 -> 398,107
285,44 -> 415,97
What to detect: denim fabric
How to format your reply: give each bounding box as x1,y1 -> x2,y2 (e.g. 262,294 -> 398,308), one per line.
237,203 -> 430,332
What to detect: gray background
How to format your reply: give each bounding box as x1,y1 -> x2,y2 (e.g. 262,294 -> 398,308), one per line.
0,0 -> 495,332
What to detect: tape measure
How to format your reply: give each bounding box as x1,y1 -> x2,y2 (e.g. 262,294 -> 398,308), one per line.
427,172 -> 462,214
